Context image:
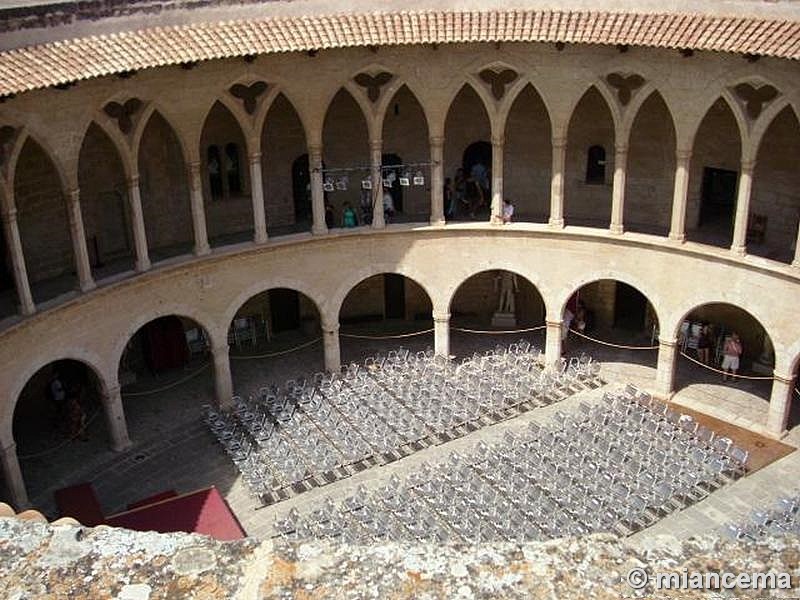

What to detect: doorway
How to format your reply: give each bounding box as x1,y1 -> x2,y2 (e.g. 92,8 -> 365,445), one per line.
381,153 -> 404,213
613,282 -> 647,331
292,154 -> 312,222
269,288 -> 301,332
383,274 -> 406,319
699,167 -> 737,228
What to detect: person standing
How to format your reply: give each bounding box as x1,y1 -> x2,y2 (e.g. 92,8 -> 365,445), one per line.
342,202 -> 358,228
500,199 -> 514,224
721,332 -> 743,381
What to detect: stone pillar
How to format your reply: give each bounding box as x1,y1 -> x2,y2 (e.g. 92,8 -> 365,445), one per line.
0,441 -> 28,509
370,139 -> 385,229
609,144 -> 628,234
544,319 -> 563,368
490,135 -> 504,224
249,152 -> 268,244
0,207 -> 35,315
212,343 -> 233,410
655,338 -> 678,399
766,372 -> 794,438
668,149 -> 692,242
126,176 -> 151,272
730,159 -> 755,256
101,385 -> 132,452
66,189 -> 95,292
429,136 -> 445,225
309,144 -> 327,235
188,162 -> 211,256
548,137 -> 566,228
793,224 -> 800,268
433,312 -> 450,358
323,324 -> 341,373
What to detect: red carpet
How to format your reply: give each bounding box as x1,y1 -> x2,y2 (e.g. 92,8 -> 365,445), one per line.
106,487 -> 246,541
127,489 -> 178,510
54,482 -> 105,527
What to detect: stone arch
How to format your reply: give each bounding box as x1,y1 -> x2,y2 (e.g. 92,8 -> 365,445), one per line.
376,80 -> 433,142
624,90 -> 677,236
448,268 -> 546,328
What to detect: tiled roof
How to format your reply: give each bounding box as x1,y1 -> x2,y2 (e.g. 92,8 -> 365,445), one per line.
0,9 -> 799,96
0,501 -> 80,526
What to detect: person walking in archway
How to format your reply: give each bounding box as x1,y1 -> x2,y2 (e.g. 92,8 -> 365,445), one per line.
722,332 -> 743,381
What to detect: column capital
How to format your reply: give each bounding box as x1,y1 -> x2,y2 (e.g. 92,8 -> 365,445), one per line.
658,337 -> 678,348
675,148 -> 692,162
0,207 -> 16,223
308,143 -> 323,156
429,135 -> 444,148
491,135 -> 505,147
248,151 -> 262,163
211,343 -> 230,356
545,319 -> 563,328
128,174 -> 140,188
551,136 -> 567,150
614,144 -> 629,156
432,312 -> 450,323
188,160 -> 202,175
67,188 -> 80,203
105,384 -> 122,397
322,323 -> 340,334
369,139 -> 383,153
740,159 -> 756,173
772,371 -> 795,385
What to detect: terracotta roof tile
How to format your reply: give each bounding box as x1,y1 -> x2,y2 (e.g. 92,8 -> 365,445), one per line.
0,9 -> 798,97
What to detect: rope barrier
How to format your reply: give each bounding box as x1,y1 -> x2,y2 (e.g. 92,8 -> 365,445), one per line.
568,327 -> 659,350
122,362 -> 211,397
340,329 -> 434,340
451,325 -> 547,335
678,350 -> 774,381
18,408 -> 102,460
229,337 -> 321,360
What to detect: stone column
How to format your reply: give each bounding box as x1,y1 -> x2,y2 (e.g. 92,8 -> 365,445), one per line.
766,372 -> 794,438
655,338 -> 678,399
323,323 -> 341,373
609,144 -> 628,234
668,149 -> 692,242
309,144 -> 327,235
793,224 -> 800,268
0,207 -> 35,315
212,343 -> 233,410
490,135 -> 504,224
126,176 -> 151,272
548,137 -> 566,228
66,189 -> 95,292
188,162 -> 211,256
249,152 -> 268,244
433,312 -> 450,358
0,441 -> 28,509
429,136 -> 445,225
730,159 -> 755,256
101,385 -> 132,452
370,139 -> 385,229
544,319 -> 563,368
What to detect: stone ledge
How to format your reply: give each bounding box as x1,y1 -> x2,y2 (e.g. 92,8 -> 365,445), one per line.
0,516 -> 798,599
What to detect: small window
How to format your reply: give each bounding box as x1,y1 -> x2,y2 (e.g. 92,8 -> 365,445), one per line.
207,145 -> 223,199
586,145 -> 606,184
225,143 -> 242,195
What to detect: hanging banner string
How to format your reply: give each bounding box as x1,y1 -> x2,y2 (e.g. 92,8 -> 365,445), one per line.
451,325 -> 547,335
568,328 -> 659,350
340,329 -> 434,340
230,338 -> 321,361
678,350 -> 774,381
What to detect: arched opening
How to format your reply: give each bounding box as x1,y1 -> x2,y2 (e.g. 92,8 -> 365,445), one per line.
444,85 -> 491,222
14,138 -> 77,304
750,106 -> 800,263
138,112 -> 193,261
563,280 -> 659,374
381,85 -> 430,222
200,102 -> 253,247
228,288 -> 323,397
118,316 -> 214,441
78,123 -> 134,278
625,92 -> 676,236
322,89 -> 369,228
339,273 -> 433,363
0,220 -> 18,320
449,270 -> 545,358
262,94 -> 310,236
504,84 -> 552,222
13,359 -> 107,503
674,303 -> 773,419
686,99 -> 742,249
565,87 -> 615,227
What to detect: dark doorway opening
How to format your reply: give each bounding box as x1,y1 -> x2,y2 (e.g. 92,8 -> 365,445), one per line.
462,141 -> 492,190
613,282 -> 647,331
384,274 -> 406,319
381,153 -> 404,213
699,167 -> 737,227
292,154 -> 312,222
269,288 -> 301,332
143,316 -> 190,373
0,225 -> 13,292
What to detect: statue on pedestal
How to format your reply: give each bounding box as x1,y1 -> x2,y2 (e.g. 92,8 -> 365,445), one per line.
492,271 -> 518,327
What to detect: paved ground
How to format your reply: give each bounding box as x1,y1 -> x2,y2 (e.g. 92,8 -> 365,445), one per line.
15,325 -> 798,547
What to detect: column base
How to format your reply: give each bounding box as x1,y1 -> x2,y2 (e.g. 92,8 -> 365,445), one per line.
111,438 -> 133,453
311,225 -> 328,235
730,244 -> 747,257
20,303 -> 36,317
254,232 -> 269,245
429,218 -> 446,227
609,224 -> 624,235
668,232 -> 686,243
194,245 -> 212,257
135,259 -> 151,273
548,218 -> 565,229
79,280 -> 97,293
372,221 -> 386,230
793,260 -> 800,269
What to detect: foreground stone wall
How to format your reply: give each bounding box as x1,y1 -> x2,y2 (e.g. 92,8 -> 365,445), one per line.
0,516 -> 797,599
